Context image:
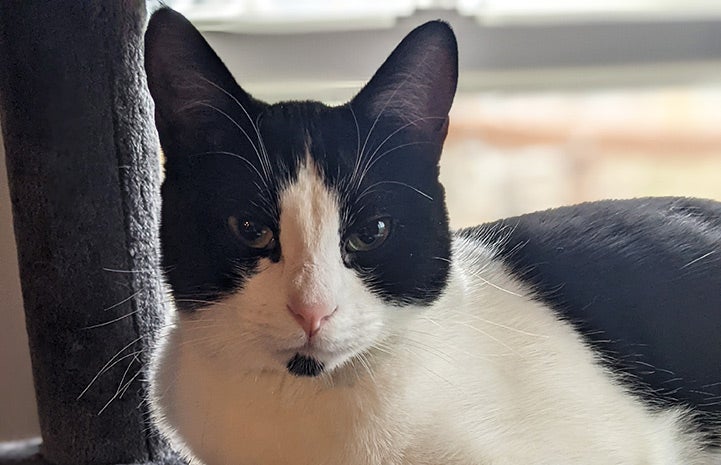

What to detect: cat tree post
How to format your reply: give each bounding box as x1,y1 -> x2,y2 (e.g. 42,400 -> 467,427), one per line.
0,2 -> 175,465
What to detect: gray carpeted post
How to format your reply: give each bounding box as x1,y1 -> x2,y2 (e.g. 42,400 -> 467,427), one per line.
0,2 -> 177,465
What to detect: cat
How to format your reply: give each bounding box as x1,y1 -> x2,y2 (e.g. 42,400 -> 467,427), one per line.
144,7 -> 721,465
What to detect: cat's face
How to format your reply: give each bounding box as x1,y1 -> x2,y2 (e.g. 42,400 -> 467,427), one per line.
145,9 -> 458,377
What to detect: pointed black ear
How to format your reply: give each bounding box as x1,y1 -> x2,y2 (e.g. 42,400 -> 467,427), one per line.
144,8 -> 263,156
351,21 -> 458,135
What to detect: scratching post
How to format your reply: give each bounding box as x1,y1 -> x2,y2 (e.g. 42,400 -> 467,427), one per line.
0,2 -> 178,465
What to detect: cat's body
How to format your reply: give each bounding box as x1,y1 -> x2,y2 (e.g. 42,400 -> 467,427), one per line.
145,8 -> 721,465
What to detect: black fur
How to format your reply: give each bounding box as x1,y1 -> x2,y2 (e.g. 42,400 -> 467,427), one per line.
145,9 -> 456,310
287,353 -> 325,377
465,197 -> 721,427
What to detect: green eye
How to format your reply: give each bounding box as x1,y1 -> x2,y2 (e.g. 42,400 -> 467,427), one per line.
345,217 -> 391,253
228,216 -> 275,250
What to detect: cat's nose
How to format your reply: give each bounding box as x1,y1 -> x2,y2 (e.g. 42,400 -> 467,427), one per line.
287,302 -> 337,338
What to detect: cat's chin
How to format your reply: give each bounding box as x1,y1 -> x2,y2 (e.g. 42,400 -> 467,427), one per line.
286,353 -> 325,377
278,342 -> 366,378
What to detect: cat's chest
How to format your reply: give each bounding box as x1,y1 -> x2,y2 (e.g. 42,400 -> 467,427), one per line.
166,346 -> 411,465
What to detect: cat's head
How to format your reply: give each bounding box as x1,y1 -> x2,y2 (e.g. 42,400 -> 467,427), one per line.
145,8 -> 457,377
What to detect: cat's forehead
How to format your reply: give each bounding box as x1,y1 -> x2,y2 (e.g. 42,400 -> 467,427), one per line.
253,102 -> 355,186
259,101 -> 334,140
280,154 -> 336,213
278,157 -> 341,259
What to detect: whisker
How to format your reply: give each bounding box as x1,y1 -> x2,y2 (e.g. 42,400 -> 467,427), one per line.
77,337 -> 145,400
363,137 -> 436,180
198,76 -> 273,183
681,251 -> 715,269
81,310 -> 140,330
362,140 -> 433,173
98,365 -> 143,415
191,150 -> 268,191
466,269 -> 524,298
357,180 -> 433,202
194,102 -> 266,181
353,115 -> 445,190
442,309 -> 549,339
97,290 -> 141,313
356,72 -> 417,185
347,103 -> 363,188
102,267 -> 156,274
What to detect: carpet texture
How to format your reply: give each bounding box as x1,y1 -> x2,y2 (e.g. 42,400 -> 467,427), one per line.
0,2 -> 181,465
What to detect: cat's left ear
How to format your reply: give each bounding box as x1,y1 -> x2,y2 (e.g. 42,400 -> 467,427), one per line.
351,21 -> 458,139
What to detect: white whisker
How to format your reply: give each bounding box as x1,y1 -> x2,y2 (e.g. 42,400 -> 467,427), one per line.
78,336 -> 145,400
82,310 -> 139,330
198,76 -> 273,184
357,180 -> 433,201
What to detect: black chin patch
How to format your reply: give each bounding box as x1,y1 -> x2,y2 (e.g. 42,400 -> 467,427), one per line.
286,353 -> 324,377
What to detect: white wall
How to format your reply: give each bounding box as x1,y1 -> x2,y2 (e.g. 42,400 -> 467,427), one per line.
0,130 -> 40,440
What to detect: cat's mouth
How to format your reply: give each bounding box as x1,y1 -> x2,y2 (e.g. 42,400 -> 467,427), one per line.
281,336 -> 368,377
286,353 -> 324,377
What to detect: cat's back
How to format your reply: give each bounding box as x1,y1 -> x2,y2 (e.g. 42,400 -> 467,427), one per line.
457,197 -> 721,419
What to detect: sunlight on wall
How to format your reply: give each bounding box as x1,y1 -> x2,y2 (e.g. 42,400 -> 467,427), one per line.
442,87 -> 721,227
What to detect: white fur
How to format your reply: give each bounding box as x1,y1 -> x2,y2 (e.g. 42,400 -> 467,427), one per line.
149,159 -> 717,465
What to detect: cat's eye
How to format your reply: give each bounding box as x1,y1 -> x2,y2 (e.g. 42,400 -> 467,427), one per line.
345,217 -> 391,253
228,216 -> 275,250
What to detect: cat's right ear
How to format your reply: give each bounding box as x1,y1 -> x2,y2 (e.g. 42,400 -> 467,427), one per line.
144,8 -> 263,155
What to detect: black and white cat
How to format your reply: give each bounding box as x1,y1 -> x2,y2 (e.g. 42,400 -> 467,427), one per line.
144,8 -> 721,465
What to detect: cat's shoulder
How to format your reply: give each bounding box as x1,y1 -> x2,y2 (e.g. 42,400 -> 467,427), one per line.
455,197 -> 721,416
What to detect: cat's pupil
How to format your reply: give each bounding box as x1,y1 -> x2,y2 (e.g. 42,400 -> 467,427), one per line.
359,221 -> 384,244
241,221 -> 261,239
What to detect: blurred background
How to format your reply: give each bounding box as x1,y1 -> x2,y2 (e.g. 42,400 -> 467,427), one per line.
2,0 -> 721,440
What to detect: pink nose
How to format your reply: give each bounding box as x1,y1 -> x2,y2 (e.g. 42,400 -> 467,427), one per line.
287,303 -> 336,337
